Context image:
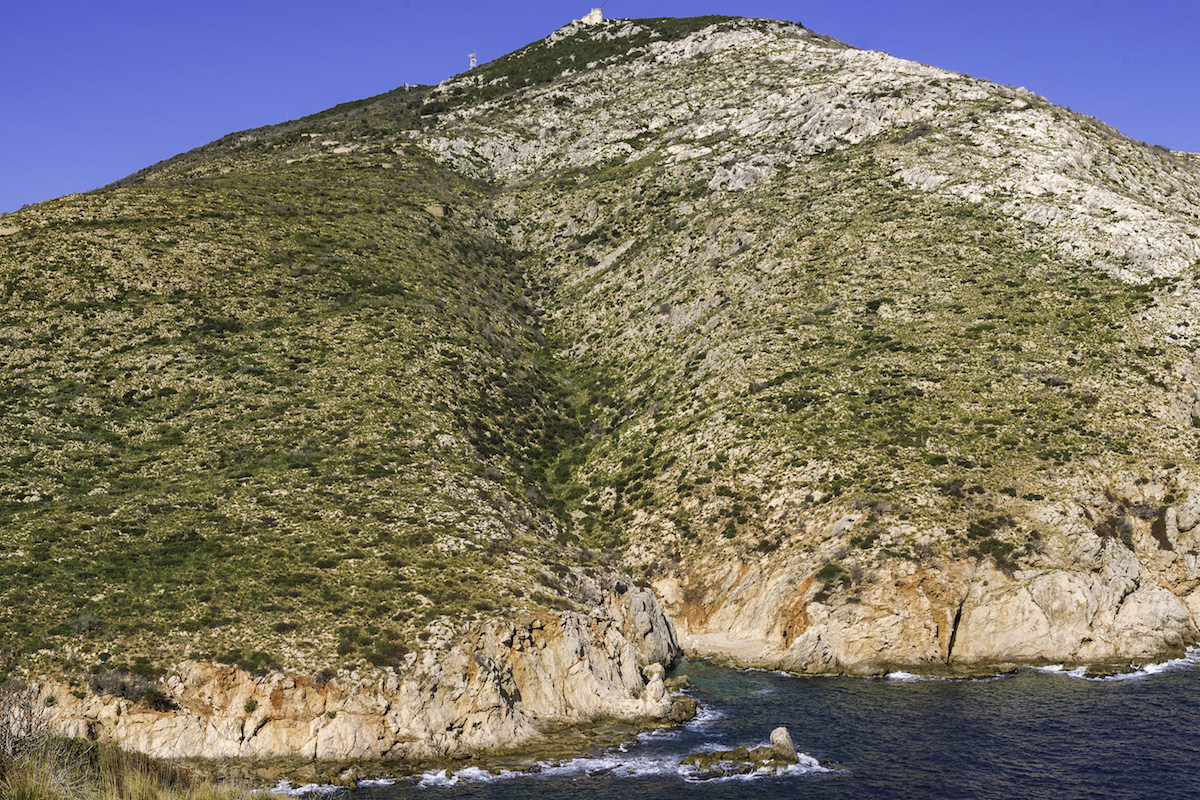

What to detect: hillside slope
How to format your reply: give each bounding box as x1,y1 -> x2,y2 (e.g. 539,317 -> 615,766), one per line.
2,13 -> 1200,761
410,15 -> 1200,671
0,136 -> 600,675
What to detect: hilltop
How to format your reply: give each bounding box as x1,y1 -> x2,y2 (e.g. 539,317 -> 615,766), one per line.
3,15 -> 1200,762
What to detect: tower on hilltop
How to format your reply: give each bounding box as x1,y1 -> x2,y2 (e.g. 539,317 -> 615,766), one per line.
581,8 -> 602,24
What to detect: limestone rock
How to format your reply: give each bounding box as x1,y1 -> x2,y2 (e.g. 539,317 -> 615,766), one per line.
770,726 -> 798,763
642,663 -> 666,702
663,528 -> 1200,674
1176,493 -> 1200,533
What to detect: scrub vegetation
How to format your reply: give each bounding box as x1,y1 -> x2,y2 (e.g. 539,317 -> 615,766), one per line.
2,14 -> 1199,684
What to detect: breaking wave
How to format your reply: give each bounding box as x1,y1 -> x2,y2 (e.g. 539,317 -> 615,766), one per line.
884,671 -> 1008,683
685,703 -> 726,730
884,670 -> 943,682
268,777 -> 396,796
1035,646 -> 1200,682
413,747 -> 829,788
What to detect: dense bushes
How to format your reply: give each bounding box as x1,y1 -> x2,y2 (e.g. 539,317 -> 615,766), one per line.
86,673 -> 175,712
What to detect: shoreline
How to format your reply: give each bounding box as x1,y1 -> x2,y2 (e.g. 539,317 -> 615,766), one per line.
678,642 -> 1199,680
32,644 -> 1199,789
14,646 -> 1199,798
177,699 -> 700,789
149,647 -> 1200,790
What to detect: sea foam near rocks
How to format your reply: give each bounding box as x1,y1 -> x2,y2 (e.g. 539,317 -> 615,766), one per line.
267,780 -> 339,796
411,747 -> 829,788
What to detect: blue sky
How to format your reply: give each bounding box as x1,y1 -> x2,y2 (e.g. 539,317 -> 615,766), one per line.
2,1 -> 1197,215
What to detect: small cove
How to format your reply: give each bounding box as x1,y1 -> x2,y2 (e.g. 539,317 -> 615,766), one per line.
281,650 -> 1200,799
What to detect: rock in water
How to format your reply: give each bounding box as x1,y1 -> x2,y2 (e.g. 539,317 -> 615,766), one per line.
770,726 -> 798,764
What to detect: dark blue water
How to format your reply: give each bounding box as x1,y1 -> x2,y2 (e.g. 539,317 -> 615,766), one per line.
294,652 -> 1200,800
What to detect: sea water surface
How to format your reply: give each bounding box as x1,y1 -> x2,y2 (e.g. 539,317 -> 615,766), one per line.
284,651 -> 1200,800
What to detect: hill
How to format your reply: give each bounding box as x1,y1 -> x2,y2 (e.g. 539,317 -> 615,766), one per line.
3,14 -> 1200,762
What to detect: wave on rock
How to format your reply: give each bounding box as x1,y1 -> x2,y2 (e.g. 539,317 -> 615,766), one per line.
268,781 -> 340,796
1035,646 -> 1200,682
412,748 -> 829,788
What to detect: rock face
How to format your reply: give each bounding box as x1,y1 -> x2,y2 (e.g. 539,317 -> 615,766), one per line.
44,578 -> 681,760
656,494 -> 1200,673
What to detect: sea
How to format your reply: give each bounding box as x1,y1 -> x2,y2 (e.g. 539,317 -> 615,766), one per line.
273,650 -> 1200,800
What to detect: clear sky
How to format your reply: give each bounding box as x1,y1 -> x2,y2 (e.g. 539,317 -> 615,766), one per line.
2,0 -> 1197,215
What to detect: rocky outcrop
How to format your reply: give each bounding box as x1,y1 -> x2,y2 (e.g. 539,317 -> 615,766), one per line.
43,577 -> 681,761
770,726 -> 798,764
680,726 -> 807,780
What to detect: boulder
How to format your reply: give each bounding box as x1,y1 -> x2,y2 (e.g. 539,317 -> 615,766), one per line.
771,726 -> 798,763
642,663 -> 666,702
1176,493 -> 1200,533
681,729 -> 800,780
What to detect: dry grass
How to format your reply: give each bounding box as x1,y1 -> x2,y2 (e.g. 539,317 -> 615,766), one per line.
1,685 -> 249,800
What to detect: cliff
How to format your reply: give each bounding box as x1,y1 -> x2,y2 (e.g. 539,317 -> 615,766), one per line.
657,491 -> 1200,673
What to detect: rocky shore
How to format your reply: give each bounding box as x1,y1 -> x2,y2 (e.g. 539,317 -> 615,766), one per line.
33,551 -> 1200,770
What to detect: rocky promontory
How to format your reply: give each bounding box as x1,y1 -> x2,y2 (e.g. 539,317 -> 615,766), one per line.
41,578 -> 682,761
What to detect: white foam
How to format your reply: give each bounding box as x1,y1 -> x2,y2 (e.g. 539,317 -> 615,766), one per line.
416,769 -> 454,788
410,746 -> 830,788
529,753 -> 682,780
884,670 -> 958,682
678,751 -> 830,783
1032,664 -> 1086,677
686,704 -> 726,730
267,781 -> 339,796
1084,654 -> 1196,681
635,726 -> 682,743
1035,647 -> 1200,681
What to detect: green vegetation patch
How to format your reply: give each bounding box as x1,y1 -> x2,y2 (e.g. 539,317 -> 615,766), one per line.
0,148 -> 580,678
